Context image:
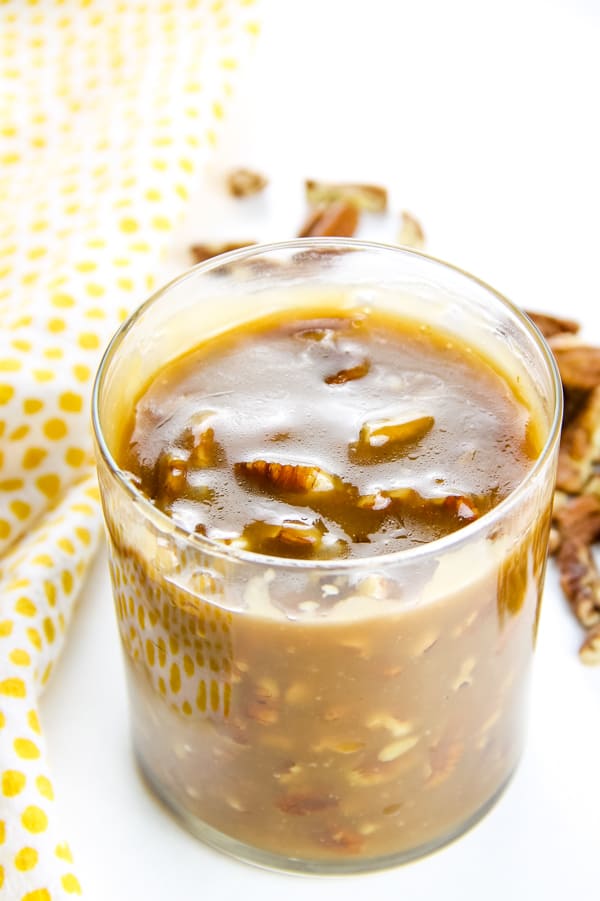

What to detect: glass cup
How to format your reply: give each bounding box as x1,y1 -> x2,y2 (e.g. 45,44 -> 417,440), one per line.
92,240 -> 562,874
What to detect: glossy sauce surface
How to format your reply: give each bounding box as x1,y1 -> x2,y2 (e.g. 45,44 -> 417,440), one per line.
119,307 -> 537,558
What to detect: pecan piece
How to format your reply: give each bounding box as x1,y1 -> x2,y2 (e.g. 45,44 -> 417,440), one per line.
226,167 -> 268,198
397,210 -> 425,250
305,179 -> 387,212
317,826 -> 364,854
187,426 -> 220,469
525,310 -> 580,340
579,623 -> 600,665
235,460 -> 335,494
555,495 -> 600,627
298,201 -> 359,238
387,488 -> 480,524
276,793 -> 339,816
551,344 -> 600,391
190,241 -> 256,264
241,519 -> 325,558
556,386 -> 600,493
554,493 -> 600,546
426,739 -> 463,788
155,451 -> 189,499
325,358 -> 370,385
359,413 -> 434,449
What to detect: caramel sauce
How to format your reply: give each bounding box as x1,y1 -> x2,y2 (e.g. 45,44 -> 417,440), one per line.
119,307 -> 537,558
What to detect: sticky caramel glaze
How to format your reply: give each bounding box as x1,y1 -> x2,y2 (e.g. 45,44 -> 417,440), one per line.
119,307 -> 538,561
104,304 -> 551,867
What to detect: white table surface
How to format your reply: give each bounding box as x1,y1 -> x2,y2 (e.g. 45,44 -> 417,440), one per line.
42,1 -> 600,899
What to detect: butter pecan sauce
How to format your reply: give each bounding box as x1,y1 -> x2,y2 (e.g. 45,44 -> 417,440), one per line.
109,306 -> 550,865
120,308 -> 536,562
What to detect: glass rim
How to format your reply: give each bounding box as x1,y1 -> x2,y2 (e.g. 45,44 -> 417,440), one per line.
91,237 -> 563,572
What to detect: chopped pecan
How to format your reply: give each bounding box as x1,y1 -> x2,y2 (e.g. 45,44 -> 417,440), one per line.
317,826 -> 364,854
555,494 -> 600,628
155,451 -> 188,499
305,179 -> 387,212
276,793 -> 339,816
297,201 -> 359,238
187,426 -> 220,469
190,241 -> 256,264
556,386 -> 600,493
360,413 -> 434,448
235,460 -> 335,494
241,519 -> 325,558
387,488 -> 480,524
554,493 -> 600,546
325,358 -> 370,385
579,623 -> 600,665
558,541 -> 600,628
226,167 -> 268,198
397,211 -> 425,250
525,310 -> 580,340
426,739 -> 463,788
551,344 -> 600,391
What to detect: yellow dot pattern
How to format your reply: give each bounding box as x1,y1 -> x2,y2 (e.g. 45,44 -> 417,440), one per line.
0,3 -> 259,897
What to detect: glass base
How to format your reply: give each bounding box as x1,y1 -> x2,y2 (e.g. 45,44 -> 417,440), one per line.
135,751 -> 517,875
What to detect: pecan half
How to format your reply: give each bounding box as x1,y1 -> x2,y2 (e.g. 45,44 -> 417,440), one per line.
525,310 -> 580,340
297,201 -> 359,238
579,623 -> 600,665
190,241 -> 256,264
235,460 -> 335,494
397,211 -> 425,250
305,179 -> 387,212
226,167 -> 268,198
556,386 -> 600,493
554,495 -> 600,628
554,493 -> 600,546
551,344 -> 600,392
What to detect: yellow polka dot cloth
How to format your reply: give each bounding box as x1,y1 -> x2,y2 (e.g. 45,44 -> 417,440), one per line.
0,1 -> 259,897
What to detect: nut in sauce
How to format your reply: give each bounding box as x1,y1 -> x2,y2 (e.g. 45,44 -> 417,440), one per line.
93,242 -> 561,872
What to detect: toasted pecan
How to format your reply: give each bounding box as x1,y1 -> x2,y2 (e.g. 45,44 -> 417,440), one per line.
190,241 -> 256,264
551,344 -> 600,392
553,495 -> 600,629
235,460 -> 335,494
525,311 -> 580,340
227,167 -> 268,198
305,179 -> 387,212
556,386 -> 600,493
297,201 -> 359,238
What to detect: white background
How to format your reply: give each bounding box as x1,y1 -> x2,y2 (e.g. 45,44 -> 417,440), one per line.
43,2 -> 600,899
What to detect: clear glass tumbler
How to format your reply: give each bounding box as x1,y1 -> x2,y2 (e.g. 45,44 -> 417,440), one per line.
92,240 -> 562,874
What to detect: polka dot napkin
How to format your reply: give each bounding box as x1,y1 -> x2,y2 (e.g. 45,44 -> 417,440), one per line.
0,2 -> 259,897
